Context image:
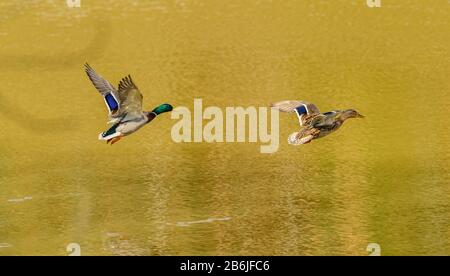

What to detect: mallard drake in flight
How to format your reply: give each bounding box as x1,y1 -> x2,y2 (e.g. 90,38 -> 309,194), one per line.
271,100 -> 364,145
85,63 -> 173,145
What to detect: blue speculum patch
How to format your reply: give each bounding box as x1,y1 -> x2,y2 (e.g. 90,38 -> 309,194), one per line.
295,105 -> 307,115
105,93 -> 118,111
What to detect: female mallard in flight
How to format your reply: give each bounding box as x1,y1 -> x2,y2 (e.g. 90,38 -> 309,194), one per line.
271,100 -> 364,145
85,63 -> 173,145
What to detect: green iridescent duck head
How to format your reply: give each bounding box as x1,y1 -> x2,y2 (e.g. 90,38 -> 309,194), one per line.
152,103 -> 173,115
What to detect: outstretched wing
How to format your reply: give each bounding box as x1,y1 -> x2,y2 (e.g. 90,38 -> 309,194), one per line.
85,63 -> 120,116
116,75 -> 143,117
271,100 -> 320,126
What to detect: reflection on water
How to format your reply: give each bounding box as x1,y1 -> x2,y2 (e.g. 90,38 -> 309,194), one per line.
7,196 -> 33,203
0,0 -> 449,255
0,243 -> 12,249
168,217 -> 231,227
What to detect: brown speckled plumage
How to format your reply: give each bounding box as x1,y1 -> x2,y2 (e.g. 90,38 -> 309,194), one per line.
271,100 -> 364,145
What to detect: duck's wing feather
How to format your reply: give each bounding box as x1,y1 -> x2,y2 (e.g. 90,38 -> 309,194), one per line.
85,63 -> 121,117
116,75 -> 144,118
308,114 -> 329,127
271,100 -> 320,126
287,127 -> 321,145
271,100 -> 320,114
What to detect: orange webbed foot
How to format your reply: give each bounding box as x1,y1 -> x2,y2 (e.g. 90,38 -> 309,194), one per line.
108,135 -> 123,145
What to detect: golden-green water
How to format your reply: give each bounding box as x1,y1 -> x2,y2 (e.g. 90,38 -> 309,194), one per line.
0,0 -> 449,255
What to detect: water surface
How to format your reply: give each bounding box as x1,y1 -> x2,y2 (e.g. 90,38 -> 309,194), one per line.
0,0 -> 449,255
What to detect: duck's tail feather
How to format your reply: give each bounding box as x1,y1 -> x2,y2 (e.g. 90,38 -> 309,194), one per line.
98,123 -> 121,141
99,131 -> 122,141
287,132 -> 301,145
287,132 -> 314,145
